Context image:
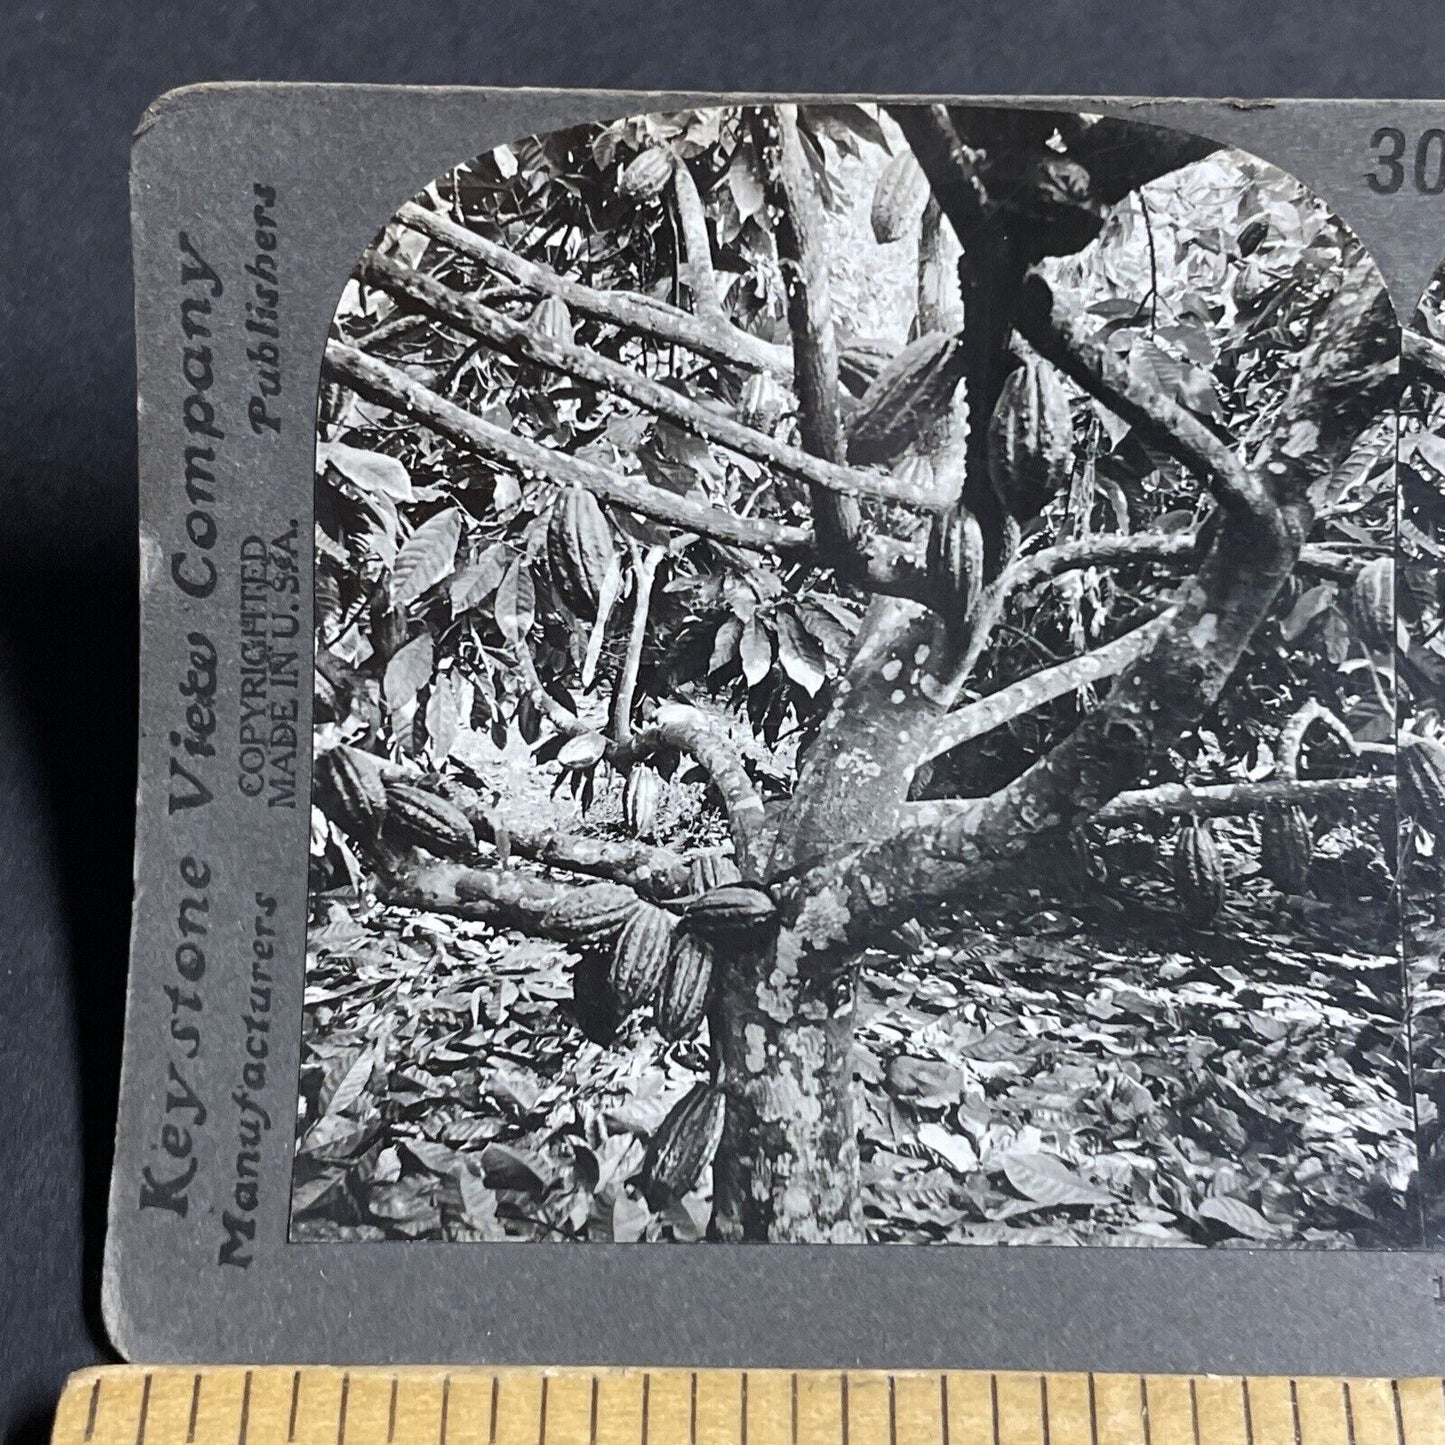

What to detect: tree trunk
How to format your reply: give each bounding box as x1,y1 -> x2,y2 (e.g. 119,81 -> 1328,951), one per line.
709,929 -> 865,1242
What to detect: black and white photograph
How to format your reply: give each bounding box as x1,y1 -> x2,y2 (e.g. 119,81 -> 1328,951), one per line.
1402,276 -> 1445,1245
293,102 -> 1411,1249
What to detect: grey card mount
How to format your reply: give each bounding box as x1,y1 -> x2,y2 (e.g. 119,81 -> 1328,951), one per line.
110,86 -> 1445,1371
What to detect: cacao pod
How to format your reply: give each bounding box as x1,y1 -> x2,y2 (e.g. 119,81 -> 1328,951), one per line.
572,952 -> 620,1045
656,932 -> 714,1040
870,151 -> 931,245
543,883 -> 641,946
737,371 -> 787,433
624,765 -> 663,838
684,882 -> 778,939
838,338 -> 892,398
1173,820 -> 1225,928
637,1082 -> 726,1209
892,453 -> 935,499
318,745 -> 387,840
845,332 -> 968,468
1402,731 -> 1445,833
610,902 -> 677,1009
529,294 -> 573,345
1351,556 -> 1394,656
548,485 -> 617,621
926,503 -> 985,620
618,146 -> 675,200
383,782 -> 475,858
987,357 -> 1074,520
1259,805 -> 1313,895
689,851 -> 742,893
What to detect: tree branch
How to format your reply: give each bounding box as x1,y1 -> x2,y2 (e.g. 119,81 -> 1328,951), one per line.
322,340 -> 811,555
751,105 -> 871,580
904,774 -> 1390,831
922,611 -> 1174,765
671,159 -> 724,318
358,250 -> 957,510
1015,276 -> 1280,527
436,778 -> 692,898
382,858 -> 637,937
611,706 -> 768,872
396,200 -> 791,377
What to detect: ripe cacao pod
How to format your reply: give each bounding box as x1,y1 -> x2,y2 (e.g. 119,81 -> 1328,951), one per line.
689,851 -> 741,893
548,485 -> 617,621
637,1082 -> 726,1209
529,294 -> 573,345
737,371 -> 787,433
1402,731 -> 1445,833
656,932 -> 714,1041
684,883 -> 778,939
572,951 -> 620,1045
624,765 -> 663,838
838,338 -> 893,398
870,150 -> 931,244
618,146 -> 675,200
1173,819 -> 1225,928
845,332 -> 968,468
610,902 -> 677,1009
926,503 -> 985,620
1259,805 -> 1313,895
1351,556 -> 1394,656
987,357 -> 1074,520
383,782 -> 475,857
543,883 -> 641,946
318,745 -> 387,840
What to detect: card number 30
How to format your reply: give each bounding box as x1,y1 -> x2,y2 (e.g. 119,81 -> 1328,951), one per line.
1368,127 -> 1445,195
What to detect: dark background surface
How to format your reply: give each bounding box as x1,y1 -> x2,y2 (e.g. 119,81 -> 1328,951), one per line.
2,4 -> 1444,1442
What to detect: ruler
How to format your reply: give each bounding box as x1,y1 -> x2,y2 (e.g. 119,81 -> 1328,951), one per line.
49,1368 -> 1445,1445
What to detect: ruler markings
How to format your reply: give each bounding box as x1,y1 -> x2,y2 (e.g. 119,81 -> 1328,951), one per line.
50,1369 -> 1445,1445
85,1377 -> 101,1442
337,1375 -> 350,1445
135,1373 -> 153,1445
238,1373 -> 252,1445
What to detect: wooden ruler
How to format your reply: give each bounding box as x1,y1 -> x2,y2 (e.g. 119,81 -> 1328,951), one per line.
49,1368 -> 1445,1445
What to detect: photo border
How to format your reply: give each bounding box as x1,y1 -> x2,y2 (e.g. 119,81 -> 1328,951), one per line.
108,85 -> 1445,1370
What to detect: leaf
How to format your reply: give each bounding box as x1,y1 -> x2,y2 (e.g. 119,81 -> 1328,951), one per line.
739,616 -> 773,688
399,1138 -> 460,1175
1410,431 -> 1445,476
558,731 -> 608,769
1196,1195 -> 1280,1240
451,545 -> 509,614
494,560 -> 536,644
1279,583 -> 1337,641
775,609 -> 827,696
319,441 -> 413,501
383,633 -> 434,714
999,1152 -> 1113,1209
916,1122 -> 979,1176
325,1050 -> 375,1118
480,1141 -> 551,1193
392,507 -> 462,606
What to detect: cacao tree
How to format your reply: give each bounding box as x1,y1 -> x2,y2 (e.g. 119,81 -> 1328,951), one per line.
311,104 -> 1401,1242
